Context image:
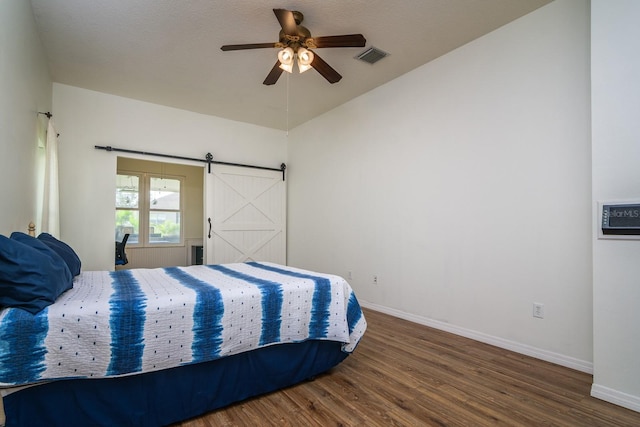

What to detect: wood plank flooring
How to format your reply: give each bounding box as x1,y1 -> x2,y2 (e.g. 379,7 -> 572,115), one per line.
173,308 -> 640,426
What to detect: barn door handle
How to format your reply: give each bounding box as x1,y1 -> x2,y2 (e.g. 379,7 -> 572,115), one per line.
208,217 -> 212,238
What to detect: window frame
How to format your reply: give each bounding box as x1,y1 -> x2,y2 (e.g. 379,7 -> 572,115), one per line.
116,170 -> 185,248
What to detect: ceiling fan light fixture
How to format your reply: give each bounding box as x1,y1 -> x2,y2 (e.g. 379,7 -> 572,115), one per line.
278,47 -> 295,73
297,47 -> 314,73
297,48 -> 314,65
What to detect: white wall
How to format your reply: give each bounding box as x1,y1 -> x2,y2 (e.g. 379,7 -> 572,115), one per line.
591,0 -> 640,411
53,84 -> 287,270
287,0 -> 592,370
0,0 -> 51,235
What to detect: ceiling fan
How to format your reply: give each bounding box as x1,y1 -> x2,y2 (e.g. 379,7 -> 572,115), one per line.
220,9 -> 366,85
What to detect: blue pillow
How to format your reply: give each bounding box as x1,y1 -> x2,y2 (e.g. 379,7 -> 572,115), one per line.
37,232 -> 82,276
0,233 -> 73,314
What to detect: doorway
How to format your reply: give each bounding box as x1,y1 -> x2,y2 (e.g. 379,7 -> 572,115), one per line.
116,157 -> 203,269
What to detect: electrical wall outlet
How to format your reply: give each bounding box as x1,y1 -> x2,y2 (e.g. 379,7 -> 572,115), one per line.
372,274 -> 379,285
347,271 -> 353,280
533,302 -> 545,319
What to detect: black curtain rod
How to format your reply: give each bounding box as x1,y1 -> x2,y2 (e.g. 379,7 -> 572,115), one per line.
94,145 -> 286,180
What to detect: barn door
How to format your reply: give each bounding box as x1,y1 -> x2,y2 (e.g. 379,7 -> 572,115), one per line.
204,164 -> 286,265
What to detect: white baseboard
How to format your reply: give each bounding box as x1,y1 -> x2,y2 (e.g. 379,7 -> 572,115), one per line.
591,384 -> 640,413
359,300 -> 593,374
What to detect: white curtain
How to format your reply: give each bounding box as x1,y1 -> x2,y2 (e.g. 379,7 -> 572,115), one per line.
42,119 -> 60,237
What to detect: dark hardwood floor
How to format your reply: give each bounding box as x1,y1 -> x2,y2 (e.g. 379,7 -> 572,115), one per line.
173,308 -> 640,426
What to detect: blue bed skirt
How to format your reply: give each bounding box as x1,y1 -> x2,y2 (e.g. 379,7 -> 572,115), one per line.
4,340 -> 348,427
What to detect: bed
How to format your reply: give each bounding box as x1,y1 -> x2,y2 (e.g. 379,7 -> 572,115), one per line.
0,230 -> 366,427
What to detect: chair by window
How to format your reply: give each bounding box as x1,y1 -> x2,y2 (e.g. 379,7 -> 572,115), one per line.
115,233 -> 130,266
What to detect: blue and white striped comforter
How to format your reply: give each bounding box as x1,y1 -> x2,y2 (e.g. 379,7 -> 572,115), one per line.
0,262 -> 366,387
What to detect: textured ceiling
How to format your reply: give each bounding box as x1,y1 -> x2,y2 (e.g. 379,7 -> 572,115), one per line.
30,0 -> 552,130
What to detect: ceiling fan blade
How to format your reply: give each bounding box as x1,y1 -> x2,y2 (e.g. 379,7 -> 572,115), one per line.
309,34 -> 367,48
221,42 -> 278,51
273,9 -> 297,36
310,53 -> 342,84
263,61 -> 284,85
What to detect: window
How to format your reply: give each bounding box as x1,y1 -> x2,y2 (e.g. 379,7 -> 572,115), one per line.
116,173 -> 183,246
148,176 -> 181,244
115,174 -> 140,243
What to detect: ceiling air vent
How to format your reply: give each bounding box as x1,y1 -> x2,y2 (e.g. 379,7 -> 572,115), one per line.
355,47 -> 389,65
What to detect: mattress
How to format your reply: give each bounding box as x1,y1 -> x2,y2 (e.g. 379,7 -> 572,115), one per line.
0,262 -> 366,389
